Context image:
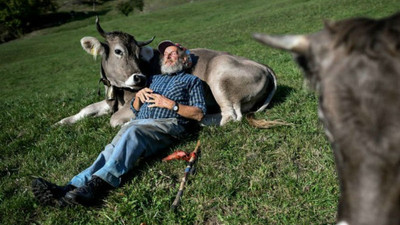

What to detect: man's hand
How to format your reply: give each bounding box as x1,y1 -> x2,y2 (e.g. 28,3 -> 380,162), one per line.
146,93 -> 175,110
136,88 -> 153,103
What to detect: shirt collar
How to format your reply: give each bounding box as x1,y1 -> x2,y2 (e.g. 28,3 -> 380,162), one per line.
163,70 -> 185,76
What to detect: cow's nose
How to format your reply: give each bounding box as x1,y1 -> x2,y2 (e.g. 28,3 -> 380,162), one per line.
134,75 -> 140,82
124,73 -> 146,89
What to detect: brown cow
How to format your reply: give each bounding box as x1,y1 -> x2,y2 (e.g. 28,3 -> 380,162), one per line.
56,18 -> 155,127
57,17 -> 279,127
254,12 -> 400,225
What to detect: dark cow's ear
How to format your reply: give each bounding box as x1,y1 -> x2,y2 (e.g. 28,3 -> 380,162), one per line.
80,36 -> 105,60
324,20 -> 336,33
140,46 -> 154,62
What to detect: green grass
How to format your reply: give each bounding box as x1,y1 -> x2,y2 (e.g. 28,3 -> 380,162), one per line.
1,0 -> 399,224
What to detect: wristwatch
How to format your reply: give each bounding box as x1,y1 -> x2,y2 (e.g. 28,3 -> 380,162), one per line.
172,102 -> 179,112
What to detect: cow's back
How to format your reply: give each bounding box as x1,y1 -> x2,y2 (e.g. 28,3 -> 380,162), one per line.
189,48 -> 274,113
190,48 -> 276,120
189,48 -> 229,81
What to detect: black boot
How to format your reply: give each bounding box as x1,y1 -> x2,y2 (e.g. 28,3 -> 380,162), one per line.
31,178 -> 76,207
64,176 -> 112,206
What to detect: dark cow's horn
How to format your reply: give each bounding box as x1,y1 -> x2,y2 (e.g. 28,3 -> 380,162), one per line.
137,36 -> 156,47
96,16 -> 107,38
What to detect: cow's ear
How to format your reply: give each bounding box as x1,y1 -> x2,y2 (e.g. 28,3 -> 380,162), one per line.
253,33 -> 310,55
80,36 -> 105,60
140,46 -> 154,62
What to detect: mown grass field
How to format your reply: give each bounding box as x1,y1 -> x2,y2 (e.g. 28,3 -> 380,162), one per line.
1,0 -> 399,224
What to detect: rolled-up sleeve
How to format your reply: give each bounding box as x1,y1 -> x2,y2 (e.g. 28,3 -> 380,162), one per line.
130,97 -> 139,116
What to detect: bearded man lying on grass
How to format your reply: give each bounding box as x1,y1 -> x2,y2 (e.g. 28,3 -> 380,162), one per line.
32,40 -> 206,207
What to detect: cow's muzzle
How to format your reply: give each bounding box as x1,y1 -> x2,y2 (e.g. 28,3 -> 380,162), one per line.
125,73 -> 146,90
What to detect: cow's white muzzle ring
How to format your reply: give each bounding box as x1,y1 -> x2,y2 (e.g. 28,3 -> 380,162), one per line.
125,73 -> 146,88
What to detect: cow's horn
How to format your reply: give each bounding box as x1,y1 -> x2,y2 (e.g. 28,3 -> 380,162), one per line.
252,33 -> 309,54
96,16 -> 107,38
138,36 -> 155,47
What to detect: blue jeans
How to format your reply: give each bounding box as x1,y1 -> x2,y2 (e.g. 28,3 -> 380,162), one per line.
69,118 -> 185,188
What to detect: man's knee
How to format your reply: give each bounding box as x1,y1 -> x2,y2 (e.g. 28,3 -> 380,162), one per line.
126,125 -> 143,137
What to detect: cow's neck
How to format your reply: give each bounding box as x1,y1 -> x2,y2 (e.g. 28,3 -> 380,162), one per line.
99,65 -> 111,87
99,64 -> 133,101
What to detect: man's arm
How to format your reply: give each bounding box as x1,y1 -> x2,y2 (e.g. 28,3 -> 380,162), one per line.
146,93 -> 204,121
171,103 -> 204,121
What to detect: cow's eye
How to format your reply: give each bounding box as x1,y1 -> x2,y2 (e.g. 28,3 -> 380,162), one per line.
115,49 -> 123,55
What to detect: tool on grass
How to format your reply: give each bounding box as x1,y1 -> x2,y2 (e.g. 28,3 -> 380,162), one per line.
169,140 -> 201,210
162,150 -> 192,162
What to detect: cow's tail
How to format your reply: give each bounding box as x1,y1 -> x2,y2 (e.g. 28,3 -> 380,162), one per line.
256,67 -> 277,112
246,113 -> 292,129
246,67 -> 292,129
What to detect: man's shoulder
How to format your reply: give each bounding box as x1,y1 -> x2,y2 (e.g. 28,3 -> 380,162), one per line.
180,72 -> 202,82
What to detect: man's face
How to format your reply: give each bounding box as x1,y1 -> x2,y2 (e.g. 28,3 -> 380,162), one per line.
163,46 -> 179,66
160,45 -> 184,74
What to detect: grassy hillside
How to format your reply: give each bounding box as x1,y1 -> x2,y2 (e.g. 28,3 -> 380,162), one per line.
1,0 -> 398,224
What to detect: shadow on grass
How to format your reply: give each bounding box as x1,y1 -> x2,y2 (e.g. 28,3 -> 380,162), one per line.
29,10 -> 109,31
267,84 -> 295,108
1,9 -> 109,43
33,0 -> 115,31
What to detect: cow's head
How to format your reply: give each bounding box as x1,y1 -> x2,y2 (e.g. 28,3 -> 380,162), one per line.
80,17 -> 155,90
254,12 -> 400,225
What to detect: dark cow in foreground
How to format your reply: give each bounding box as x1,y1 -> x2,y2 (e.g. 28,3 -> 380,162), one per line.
254,13 -> 400,225
56,17 -> 278,127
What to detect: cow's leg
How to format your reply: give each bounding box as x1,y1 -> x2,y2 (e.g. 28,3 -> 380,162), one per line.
220,102 -> 242,125
110,103 -> 135,128
211,94 -> 237,126
220,104 -> 237,126
233,102 -> 243,121
55,100 -> 111,125
207,82 -> 236,126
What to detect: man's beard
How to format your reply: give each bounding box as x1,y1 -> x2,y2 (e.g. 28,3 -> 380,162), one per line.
161,58 -> 184,74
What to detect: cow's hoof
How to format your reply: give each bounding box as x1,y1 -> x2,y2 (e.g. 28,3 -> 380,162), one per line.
220,116 -> 234,126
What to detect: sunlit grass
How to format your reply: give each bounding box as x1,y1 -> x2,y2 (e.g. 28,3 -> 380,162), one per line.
1,0 -> 399,224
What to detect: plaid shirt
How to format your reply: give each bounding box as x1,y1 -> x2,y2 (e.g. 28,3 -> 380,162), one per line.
131,71 -> 206,126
